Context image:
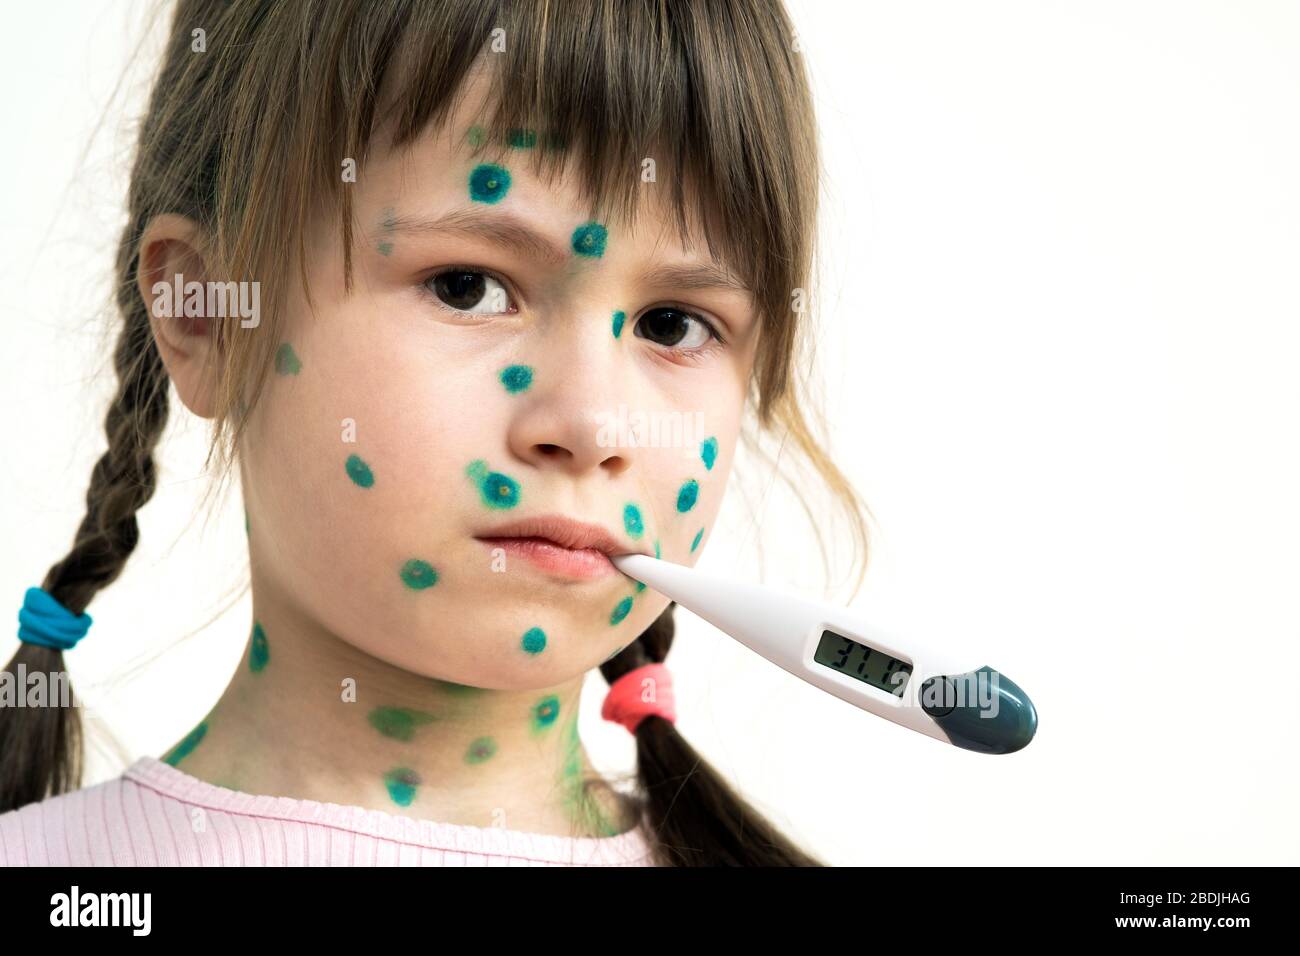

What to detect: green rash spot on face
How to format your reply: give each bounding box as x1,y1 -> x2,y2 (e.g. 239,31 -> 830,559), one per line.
654,539 -> 661,559
700,436 -> 718,470
505,127 -> 537,148
465,459 -> 521,509
380,206 -> 397,229
249,622 -> 269,672
521,626 -> 547,655
399,559 -> 439,590
274,343 -> 302,375
611,310 -> 626,338
377,240 -> 394,256
367,706 -> 436,741
610,595 -> 634,626
466,736 -> 498,764
623,502 -> 644,539
676,478 -> 700,513
635,580 -> 645,592
163,722 -> 207,767
499,364 -> 533,393
466,125 -> 487,148
691,527 -> 704,552
571,221 -> 608,258
345,453 -> 375,488
532,694 -> 560,730
468,162 -> 511,203
384,767 -> 421,807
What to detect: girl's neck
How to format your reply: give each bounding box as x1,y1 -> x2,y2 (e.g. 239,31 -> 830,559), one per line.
161,582 -> 635,840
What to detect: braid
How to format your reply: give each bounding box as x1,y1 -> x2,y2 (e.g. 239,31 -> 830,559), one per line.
0,291 -> 171,812
601,602 -> 825,866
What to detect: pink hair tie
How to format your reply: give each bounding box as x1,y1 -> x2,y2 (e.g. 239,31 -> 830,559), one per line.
602,662 -> 676,733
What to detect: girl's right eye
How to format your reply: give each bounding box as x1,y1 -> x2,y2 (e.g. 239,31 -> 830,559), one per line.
424,268 -> 515,315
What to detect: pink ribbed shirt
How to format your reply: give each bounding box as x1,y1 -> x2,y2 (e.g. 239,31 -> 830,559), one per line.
0,756 -> 656,866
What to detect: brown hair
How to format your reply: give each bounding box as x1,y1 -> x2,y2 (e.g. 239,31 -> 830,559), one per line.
0,0 -> 871,865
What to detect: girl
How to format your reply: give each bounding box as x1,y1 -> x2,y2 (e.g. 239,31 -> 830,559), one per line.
0,0 -> 868,866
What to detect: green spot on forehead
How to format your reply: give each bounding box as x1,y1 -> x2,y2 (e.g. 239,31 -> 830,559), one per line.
611,310 -> 626,339
505,128 -> 537,148
469,163 -> 512,204
571,221 -> 608,258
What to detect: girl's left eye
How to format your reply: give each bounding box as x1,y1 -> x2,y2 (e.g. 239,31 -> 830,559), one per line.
635,307 -> 722,353
424,269 -> 514,315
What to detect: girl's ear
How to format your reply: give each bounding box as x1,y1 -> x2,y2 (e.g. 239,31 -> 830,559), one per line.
136,213 -> 220,419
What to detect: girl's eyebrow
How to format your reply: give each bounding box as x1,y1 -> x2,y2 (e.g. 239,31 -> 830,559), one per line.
384,208 -> 568,265
639,262 -> 752,297
385,207 -> 752,295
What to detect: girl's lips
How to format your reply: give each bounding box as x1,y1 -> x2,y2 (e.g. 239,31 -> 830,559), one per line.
477,536 -> 618,579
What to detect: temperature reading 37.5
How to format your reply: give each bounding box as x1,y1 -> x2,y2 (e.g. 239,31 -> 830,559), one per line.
813,629 -> 913,696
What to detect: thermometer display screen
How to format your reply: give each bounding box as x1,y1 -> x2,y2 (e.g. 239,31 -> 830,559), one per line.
814,630 -> 912,696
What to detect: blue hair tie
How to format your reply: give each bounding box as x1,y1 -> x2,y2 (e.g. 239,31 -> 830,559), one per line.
17,587 -> 93,651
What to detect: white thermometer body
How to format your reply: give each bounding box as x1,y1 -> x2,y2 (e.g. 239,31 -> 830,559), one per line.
611,553 -> 1036,755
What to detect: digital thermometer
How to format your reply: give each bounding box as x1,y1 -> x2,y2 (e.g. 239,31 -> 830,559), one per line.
611,553 -> 1037,755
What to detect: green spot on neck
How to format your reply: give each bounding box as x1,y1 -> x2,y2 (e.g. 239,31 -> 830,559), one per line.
384,767 -> 421,806
249,622 -> 269,672
465,736 -> 498,763
531,694 -> 560,731
163,722 -> 208,767
367,706 -> 436,741
274,342 -> 302,375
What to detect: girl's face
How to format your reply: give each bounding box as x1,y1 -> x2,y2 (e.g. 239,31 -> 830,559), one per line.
238,71 -> 759,687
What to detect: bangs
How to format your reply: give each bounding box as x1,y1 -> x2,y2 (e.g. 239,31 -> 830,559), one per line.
314,0 -> 814,322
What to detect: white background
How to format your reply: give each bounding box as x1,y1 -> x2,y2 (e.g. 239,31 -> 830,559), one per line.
1,1 -> 1296,865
